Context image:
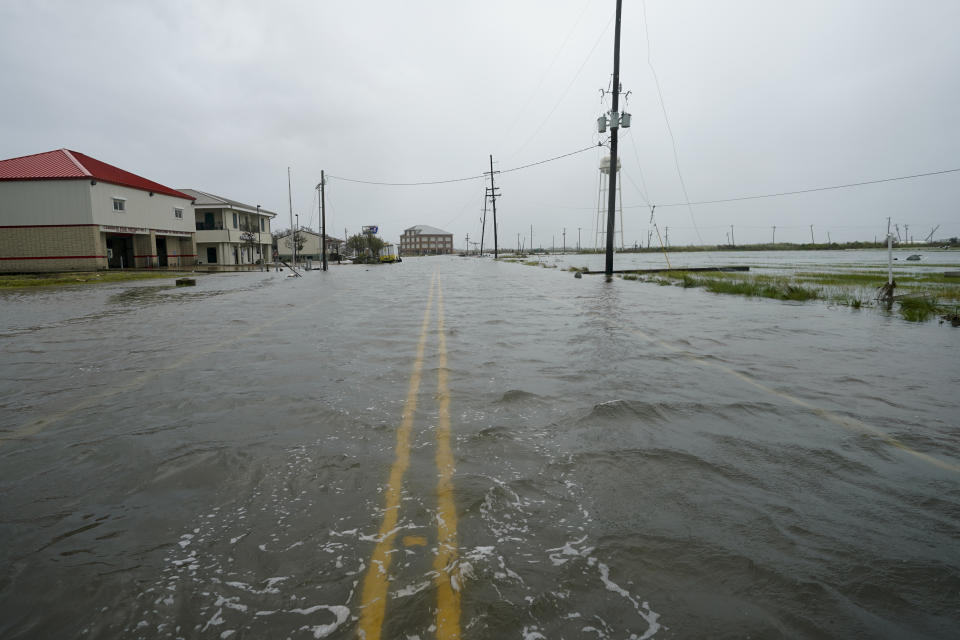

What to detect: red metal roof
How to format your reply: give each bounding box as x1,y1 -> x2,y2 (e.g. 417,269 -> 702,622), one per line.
0,149 -> 194,201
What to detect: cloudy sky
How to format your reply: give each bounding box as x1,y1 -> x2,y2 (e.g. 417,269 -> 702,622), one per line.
2,0 -> 958,247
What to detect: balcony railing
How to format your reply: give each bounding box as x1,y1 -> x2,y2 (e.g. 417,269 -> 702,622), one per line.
196,222 -> 224,231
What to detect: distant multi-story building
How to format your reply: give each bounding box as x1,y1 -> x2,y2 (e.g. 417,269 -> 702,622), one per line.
399,225 -> 454,256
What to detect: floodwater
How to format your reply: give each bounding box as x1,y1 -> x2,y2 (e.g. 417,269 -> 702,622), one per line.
1,254 -> 958,639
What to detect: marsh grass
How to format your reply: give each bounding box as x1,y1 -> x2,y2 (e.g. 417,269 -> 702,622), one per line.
0,271 -> 192,289
899,296 -> 941,322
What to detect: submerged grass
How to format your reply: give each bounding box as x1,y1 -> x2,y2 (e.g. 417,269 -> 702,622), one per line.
0,271 -> 193,289
898,296 -> 941,322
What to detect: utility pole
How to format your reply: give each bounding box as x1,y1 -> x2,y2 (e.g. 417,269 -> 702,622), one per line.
517,233 -> 520,253
578,227 -> 581,252
288,167 -> 296,266
563,228 -> 566,254
772,225 -> 776,244
730,224 -> 735,247
480,192 -> 488,256
294,213 -> 299,266
465,233 -> 470,255
810,224 -> 815,245
604,0 -> 624,277
827,231 -> 831,245
318,170 -> 327,271
530,225 -> 533,254
552,235 -> 555,253
665,226 -> 669,247
904,224 -> 910,245
486,154 -> 500,259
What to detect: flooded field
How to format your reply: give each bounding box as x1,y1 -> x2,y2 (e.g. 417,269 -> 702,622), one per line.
1,253 -> 958,639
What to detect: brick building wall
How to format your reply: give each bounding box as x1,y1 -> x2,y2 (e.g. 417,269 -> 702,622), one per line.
0,225 -> 106,272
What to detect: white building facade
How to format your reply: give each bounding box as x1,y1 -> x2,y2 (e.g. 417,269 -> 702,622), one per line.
0,149 -> 196,271
179,189 -> 275,267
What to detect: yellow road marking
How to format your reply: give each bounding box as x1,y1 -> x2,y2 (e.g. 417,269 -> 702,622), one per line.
358,273 -> 437,640
402,536 -> 428,548
632,328 -> 960,473
433,279 -> 461,639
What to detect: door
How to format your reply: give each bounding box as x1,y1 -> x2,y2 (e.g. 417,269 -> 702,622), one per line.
156,237 -> 168,267
204,212 -> 215,230
207,247 -> 218,263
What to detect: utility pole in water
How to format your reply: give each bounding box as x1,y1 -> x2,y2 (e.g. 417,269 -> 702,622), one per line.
288,167 -> 296,266
772,225 -> 776,244
480,192 -> 487,256
604,0 -> 624,278
485,155 -> 500,259
318,171 -> 327,271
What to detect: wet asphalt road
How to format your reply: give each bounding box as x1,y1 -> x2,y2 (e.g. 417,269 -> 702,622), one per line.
1,255 -> 958,639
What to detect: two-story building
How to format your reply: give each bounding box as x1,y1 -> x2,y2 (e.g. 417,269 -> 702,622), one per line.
0,149 -> 197,271
178,189 -> 275,267
399,225 -> 454,256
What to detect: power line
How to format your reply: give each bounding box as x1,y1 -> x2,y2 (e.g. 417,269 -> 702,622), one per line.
327,143 -> 602,187
639,166 -> 960,209
643,0 -> 702,244
500,143 -> 603,175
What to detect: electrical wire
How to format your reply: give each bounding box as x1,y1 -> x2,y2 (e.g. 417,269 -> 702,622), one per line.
499,0 -> 598,150
643,0 -> 703,244
633,166 -> 960,209
327,143 -> 603,187
507,11 -> 614,160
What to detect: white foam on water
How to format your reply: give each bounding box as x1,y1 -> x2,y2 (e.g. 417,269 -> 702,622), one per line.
392,581 -> 431,598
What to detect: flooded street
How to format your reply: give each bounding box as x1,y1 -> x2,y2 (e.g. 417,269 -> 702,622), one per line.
1,255 -> 958,639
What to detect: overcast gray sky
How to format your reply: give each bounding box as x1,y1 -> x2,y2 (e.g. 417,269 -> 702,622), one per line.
2,0 -> 958,247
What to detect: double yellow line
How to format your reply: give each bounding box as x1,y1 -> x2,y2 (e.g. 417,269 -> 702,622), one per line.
358,273 -> 461,639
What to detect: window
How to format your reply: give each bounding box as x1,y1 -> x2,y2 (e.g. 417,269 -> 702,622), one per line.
232,212 -> 238,228
112,198 -> 125,212
174,208 -> 183,219
260,218 -> 265,232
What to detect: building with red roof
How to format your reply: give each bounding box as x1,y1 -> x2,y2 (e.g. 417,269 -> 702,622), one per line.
0,149 -> 197,271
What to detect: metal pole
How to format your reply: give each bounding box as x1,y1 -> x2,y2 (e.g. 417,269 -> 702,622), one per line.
578,227 -> 581,252
730,225 -> 735,247
772,225 -> 776,244
604,0 -> 624,277
320,170 -> 328,271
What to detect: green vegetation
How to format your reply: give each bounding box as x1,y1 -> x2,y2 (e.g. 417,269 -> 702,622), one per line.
898,296 -> 941,322
0,271 -> 194,289
637,269 -> 960,323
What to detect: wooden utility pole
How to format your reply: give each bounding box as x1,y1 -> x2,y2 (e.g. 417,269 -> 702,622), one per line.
319,171 -> 327,271
288,167 -> 296,266
487,155 -> 500,259
480,192 -> 487,256
604,0 -> 624,277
